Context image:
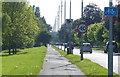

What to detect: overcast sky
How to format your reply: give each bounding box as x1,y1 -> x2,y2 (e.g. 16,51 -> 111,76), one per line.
29,0 -> 117,27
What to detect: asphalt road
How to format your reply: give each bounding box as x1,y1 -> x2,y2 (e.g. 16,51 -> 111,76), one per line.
57,45 -> 120,75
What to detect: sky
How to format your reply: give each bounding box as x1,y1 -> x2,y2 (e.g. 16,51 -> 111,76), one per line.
29,0 -> 117,29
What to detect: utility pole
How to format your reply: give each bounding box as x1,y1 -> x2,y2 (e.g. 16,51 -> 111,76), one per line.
57,6 -> 60,31
80,0 -> 83,60
70,0 -> 71,19
53,18 -> 57,32
64,0 -> 66,23
108,0 -> 113,76
63,0 -> 66,51
61,0 -> 63,25
81,0 -> 83,19
60,2 -> 63,50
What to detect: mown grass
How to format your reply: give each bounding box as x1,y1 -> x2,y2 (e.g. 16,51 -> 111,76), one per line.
0,52 -> 2,76
53,46 -> 120,77
75,46 -> 104,51
1,46 -> 47,75
92,47 -> 104,50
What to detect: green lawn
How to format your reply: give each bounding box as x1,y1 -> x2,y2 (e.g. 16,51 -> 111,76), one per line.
1,46 -> 47,75
53,46 -> 120,77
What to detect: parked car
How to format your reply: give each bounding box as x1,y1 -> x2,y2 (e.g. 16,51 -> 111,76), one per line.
81,43 -> 92,53
104,41 -> 118,53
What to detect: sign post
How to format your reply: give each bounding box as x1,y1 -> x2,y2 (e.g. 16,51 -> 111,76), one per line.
77,22 -> 87,60
104,0 -> 118,76
77,23 -> 87,33
77,0 -> 87,61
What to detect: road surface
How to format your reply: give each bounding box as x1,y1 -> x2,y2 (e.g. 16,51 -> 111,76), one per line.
56,45 -> 120,75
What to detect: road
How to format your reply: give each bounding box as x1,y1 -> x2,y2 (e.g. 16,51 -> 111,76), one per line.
56,45 -> 120,75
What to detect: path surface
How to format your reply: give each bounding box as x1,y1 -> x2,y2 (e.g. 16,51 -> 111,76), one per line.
39,45 -> 86,76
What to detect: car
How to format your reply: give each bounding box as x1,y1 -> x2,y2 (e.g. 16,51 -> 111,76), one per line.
81,43 -> 92,53
104,41 -> 118,53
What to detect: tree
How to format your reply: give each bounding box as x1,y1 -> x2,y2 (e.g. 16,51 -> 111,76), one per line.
83,3 -> 103,26
58,22 -> 75,43
58,25 -> 67,42
33,5 -> 52,46
86,24 -> 96,44
114,4 -> 120,44
103,4 -> 120,47
46,25 -> 52,31
2,2 -> 52,55
71,4 -> 103,45
0,1 -> 1,51
86,22 -> 108,46
2,13 -> 12,54
35,31 -> 51,47
2,2 -> 39,54
35,7 -> 40,18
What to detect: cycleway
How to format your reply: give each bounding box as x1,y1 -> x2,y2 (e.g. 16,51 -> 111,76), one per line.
38,45 -> 87,76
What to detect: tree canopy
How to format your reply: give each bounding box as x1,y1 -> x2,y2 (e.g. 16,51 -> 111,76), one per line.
2,2 -> 51,55
83,3 -> 103,25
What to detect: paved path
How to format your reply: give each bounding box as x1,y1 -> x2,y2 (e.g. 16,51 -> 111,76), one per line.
38,45 -> 86,76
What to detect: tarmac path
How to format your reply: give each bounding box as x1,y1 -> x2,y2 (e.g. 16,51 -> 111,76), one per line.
39,45 -> 86,77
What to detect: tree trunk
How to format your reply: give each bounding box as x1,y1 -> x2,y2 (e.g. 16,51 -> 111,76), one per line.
8,48 -> 11,55
15,49 -> 17,54
12,49 -> 14,54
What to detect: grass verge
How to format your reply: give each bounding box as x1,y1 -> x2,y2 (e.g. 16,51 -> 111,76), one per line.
52,46 -> 120,77
0,52 -> 2,76
92,47 -> 104,50
1,46 -> 47,75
